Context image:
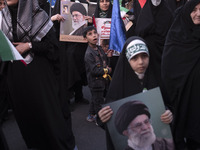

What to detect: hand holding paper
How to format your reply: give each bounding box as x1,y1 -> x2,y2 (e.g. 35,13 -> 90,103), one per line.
13,42 -> 30,55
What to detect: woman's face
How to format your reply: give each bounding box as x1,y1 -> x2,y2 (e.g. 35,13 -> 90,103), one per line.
6,0 -> 18,6
99,0 -> 110,11
0,0 -> 6,10
190,3 -> 200,25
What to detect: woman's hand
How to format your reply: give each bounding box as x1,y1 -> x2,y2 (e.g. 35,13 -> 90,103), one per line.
160,110 -> 173,124
13,42 -> 30,55
51,14 -> 65,22
85,16 -> 93,24
98,106 -> 113,123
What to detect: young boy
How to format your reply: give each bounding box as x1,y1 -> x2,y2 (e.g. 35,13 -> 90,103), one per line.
83,26 -> 112,122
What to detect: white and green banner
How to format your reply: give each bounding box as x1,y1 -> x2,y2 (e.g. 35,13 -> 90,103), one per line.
0,30 -> 25,63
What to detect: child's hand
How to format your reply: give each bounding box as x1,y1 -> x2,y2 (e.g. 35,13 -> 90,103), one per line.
160,110 -> 173,124
107,49 -> 113,57
98,106 -> 113,123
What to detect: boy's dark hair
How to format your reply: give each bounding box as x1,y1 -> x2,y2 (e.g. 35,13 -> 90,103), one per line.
83,26 -> 97,38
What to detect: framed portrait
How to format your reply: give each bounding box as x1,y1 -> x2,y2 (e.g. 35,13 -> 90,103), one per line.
105,87 -> 173,150
60,1 -> 88,43
62,4 -> 69,14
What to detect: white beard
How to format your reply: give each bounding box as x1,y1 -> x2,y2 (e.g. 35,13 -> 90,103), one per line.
72,20 -> 86,30
127,125 -> 156,150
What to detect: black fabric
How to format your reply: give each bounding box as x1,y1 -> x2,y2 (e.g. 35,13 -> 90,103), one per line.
126,0 -> 173,87
161,0 -> 200,149
94,0 -> 112,18
51,0 -> 76,117
66,42 -> 88,90
0,62 -> 9,150
39,0 -> 51,16
52,0 -> 87,102
0,126 -> 8,150
84,45 -> 108,88
52,0 -> 61,39
0,63 -> 9,123
165,0 -> 187,14
6,28 -> 75,150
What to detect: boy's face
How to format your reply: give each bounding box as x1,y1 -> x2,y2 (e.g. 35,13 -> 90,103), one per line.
85,29 -> 98,45
129,53 -> 149,74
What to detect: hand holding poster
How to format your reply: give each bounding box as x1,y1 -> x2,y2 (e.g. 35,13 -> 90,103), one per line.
105,87 -> 174,150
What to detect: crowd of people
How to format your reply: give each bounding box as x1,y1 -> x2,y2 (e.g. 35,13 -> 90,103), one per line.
1,0 -> 200,150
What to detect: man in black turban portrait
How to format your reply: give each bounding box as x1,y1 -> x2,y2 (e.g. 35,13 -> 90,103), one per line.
69,2 -> 87,35
115,100 -> 175,150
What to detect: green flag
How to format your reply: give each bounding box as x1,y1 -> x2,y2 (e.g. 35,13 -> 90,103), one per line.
0,30 -> 25,63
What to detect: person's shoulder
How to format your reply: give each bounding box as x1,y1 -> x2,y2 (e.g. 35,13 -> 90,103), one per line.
85,46 -> 93,55
153,137 -> 175,150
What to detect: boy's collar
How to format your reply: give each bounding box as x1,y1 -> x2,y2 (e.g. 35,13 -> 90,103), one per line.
89,44 -> 98,50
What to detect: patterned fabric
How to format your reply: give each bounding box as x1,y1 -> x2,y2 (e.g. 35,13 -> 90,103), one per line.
99,10 -> 108,18
125,39 -> 149,61
1,0 -> 53,42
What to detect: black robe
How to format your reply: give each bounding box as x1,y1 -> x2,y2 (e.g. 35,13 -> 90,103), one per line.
162,0 -> 200,149
52,0 -> 88,92
165,0 -> 187,14
3,3 -> 75,150
0,62 -> 9,150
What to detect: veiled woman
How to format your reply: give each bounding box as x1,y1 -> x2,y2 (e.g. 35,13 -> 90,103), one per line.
1,0 -> 75,149
162,0 -> 200,149
94,0 -> 112,18
127,0 -> 173,88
